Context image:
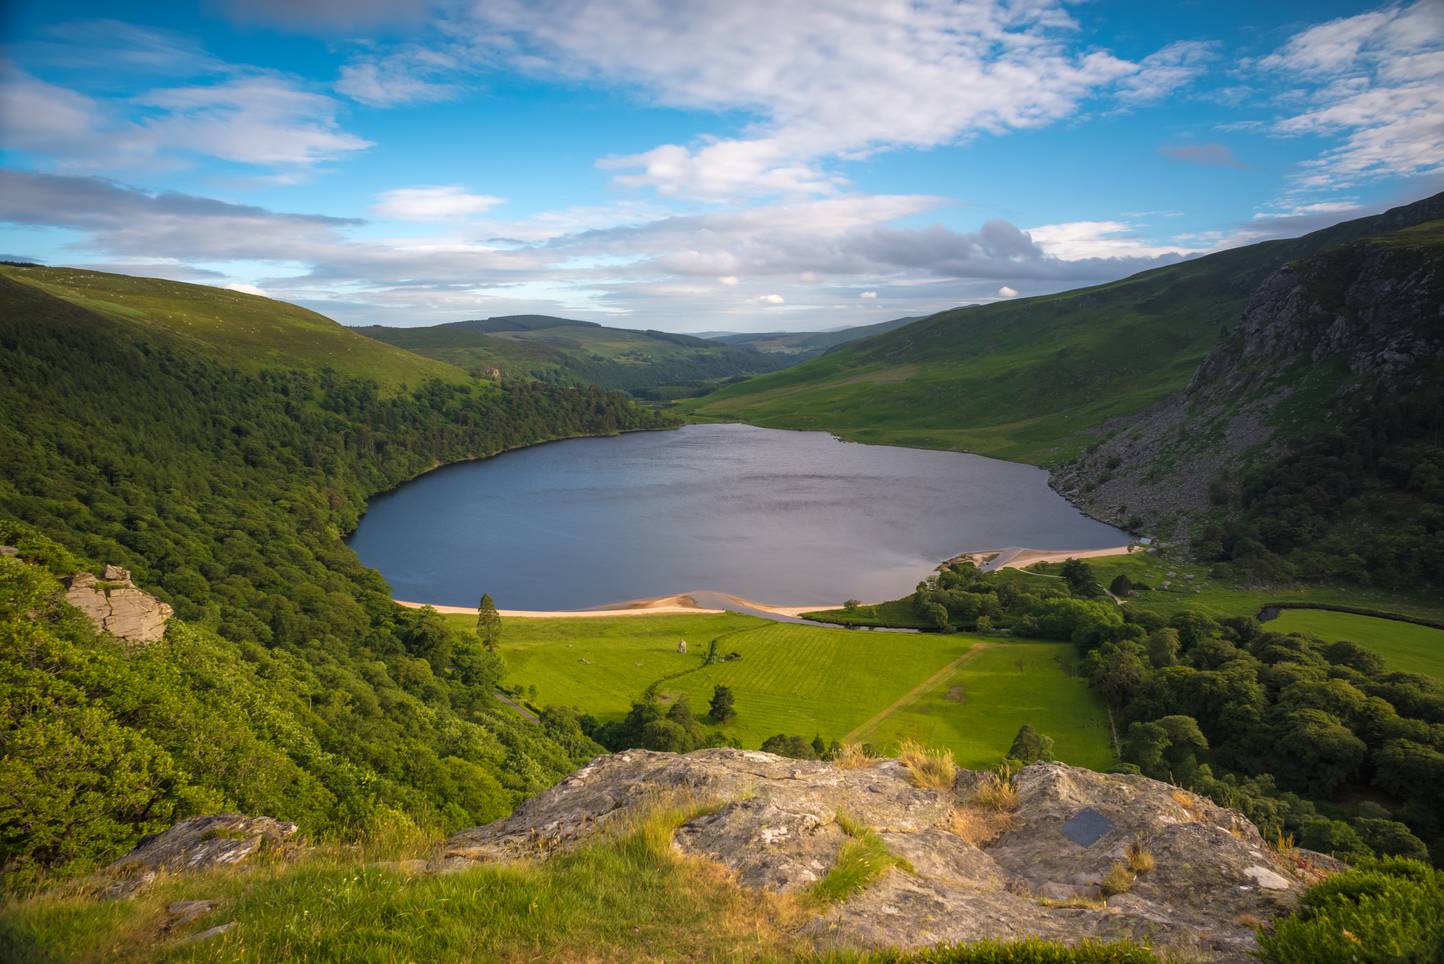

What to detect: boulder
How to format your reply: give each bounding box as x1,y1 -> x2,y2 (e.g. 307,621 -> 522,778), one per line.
63,566 -> 173,644
94,814 -> 300,898
441,750 -> 1322,960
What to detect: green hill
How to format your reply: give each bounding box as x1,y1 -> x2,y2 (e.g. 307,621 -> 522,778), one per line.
356,314 -> 794,400
683,194 -> 1444,464
0,268 -> 672,887
709,315 -> 923,357
0,264 -> 468,392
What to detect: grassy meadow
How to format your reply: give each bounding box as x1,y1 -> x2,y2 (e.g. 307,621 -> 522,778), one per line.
1264,609 -> 1444,679
458,611 -> 1116,769
856,641 -> 1115,770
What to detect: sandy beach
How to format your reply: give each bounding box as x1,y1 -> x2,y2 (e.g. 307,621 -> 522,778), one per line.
392,544 -> 1135,619
394,591 -> 832,620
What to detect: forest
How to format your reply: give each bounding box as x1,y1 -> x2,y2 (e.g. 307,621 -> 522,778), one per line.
0,277 -> 670,887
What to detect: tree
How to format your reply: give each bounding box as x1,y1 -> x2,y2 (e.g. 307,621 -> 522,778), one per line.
924,601 -> 949,630
1145,628 -> 1181,668
843,599 -> 861,611
476,593 -> 502,651
811,733 -> 827,757
708,684 -> 736,723
760,734 -> 817,759
1109,573 -> 1134,598
1008,724 -> 1054,764
1060,558 -> 1104,597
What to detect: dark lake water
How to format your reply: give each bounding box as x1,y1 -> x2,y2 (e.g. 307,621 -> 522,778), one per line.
348,423 -> 1128,609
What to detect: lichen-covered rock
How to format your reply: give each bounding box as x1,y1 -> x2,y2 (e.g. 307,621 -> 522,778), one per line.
95,814 -> 300,898
441,750 -> 1324,961
63,566 -> 173,644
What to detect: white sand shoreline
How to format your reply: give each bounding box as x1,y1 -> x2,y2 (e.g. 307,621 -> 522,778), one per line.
392,543 -> 1136,619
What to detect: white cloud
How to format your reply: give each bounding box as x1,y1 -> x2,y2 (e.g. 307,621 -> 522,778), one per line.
718,275 -> 739,286
373,185 -> 505,220
1024,221 -> 1200,260
357,0 -> 1211,200
1256,2 -> 1444,191
998,285 -> 1018,298
750,293 -> 785,305
0,31 -> 371,174
336,47 -> 463,107
223,281 -> 271,297
859,290 -> 877,299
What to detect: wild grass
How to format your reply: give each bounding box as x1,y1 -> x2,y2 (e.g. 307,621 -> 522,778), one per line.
833,742 -> 881,770
898,740 -> 957,790
1099,864 -> 1136,897
0,798 -> 806,963
1124,842 -> 1155,875
943,806 -> 1015,847
811,830 -> 912,904
973,771 -> 1020,813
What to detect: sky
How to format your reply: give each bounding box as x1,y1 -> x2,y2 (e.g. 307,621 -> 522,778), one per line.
1,1 -> 1441,333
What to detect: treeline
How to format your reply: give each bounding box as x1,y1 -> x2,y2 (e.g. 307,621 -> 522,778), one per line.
912,560 -> 1444,865
1085,598 -> 1444,865
0,282 -> 670,886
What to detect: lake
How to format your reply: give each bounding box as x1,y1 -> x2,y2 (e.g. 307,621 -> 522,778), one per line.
348,423 -> 1128,609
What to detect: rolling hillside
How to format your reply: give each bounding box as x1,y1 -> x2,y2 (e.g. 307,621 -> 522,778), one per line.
708,314 -> 922,358
356,314 -> 793,399
683,194 -> 1444,464
0,264 -> 468,392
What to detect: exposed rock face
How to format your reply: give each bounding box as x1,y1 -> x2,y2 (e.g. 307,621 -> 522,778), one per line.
94,814 -> 300,898
1053,230 -> 1444,540
64,567 -> 173,644
441,749 -> 1324,960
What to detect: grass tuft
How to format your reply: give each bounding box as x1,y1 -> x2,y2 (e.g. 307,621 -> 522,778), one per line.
1124,841 -> 1155,875
1100,864 -> 1136,897
897,740 -> 957,790
832,742 -> 880,770
811,831 -> 912,904
943,806 -> 1015,846
973,771 -> 1019,812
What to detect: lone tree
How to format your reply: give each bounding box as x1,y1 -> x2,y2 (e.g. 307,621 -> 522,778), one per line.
708,684 -> 736,723
1109,573 -> 1134,598
476,593 -> 502,651
1008,724 -> 1055,764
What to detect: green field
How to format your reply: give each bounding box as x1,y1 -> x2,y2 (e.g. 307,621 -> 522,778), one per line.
457,611 -> 1114,769
1,264 -> 468,392
1265,610 -> 1444,679
858,641 -> 1115,770
1049,553 -> 1444,626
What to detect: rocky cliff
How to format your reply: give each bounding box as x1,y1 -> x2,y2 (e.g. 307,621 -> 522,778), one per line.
1053,218 -> 1444,542
64,564 -> 174,643
439,749 -> 1335,960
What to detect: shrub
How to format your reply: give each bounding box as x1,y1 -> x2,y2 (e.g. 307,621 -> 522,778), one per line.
898,740 -> 957,790
1258,858 -> 1444,963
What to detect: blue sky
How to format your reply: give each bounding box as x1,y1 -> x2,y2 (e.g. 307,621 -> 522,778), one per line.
2,1 -> 1441,331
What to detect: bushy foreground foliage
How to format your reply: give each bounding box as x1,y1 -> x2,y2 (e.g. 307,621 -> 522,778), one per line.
1259,857 -> 1444,963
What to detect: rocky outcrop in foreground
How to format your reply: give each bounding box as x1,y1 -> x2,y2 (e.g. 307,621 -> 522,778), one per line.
443,749 -> 1332,960
64,564 -> 173,643
94,813 -> 300,898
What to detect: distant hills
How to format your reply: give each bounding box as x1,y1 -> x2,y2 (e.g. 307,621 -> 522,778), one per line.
707,315 -> 923,358
0,264 -> 467,392
355,314 -> 794,400
683,197 -> 1444,464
